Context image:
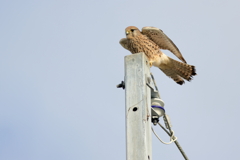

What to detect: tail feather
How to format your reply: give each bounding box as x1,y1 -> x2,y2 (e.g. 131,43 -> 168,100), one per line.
158,57 -> 196,85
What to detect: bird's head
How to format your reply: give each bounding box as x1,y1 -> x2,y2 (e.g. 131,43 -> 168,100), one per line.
125,26 -> 141,39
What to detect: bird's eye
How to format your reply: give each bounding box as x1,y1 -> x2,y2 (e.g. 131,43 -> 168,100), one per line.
131,29 -> 135,32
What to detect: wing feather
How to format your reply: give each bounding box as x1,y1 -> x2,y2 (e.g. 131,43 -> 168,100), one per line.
142,27 -> 187,63
119,38 -> 130,51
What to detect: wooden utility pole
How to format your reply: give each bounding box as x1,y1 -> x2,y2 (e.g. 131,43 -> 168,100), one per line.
125,52 -> 152,160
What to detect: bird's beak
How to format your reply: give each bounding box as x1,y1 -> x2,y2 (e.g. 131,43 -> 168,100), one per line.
126,31 -> 130,35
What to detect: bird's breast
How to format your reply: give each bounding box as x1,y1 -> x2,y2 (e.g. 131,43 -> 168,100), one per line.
128,36 -> 161,60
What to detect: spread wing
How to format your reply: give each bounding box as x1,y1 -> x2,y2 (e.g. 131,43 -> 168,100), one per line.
119,38 -> 130,51
142,27 -> 187,63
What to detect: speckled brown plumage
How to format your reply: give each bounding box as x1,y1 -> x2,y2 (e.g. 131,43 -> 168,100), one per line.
127,35 -> 161,62
119,26 -> 196,85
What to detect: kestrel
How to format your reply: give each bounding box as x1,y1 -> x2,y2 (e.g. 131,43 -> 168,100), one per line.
119,26 -> 196,85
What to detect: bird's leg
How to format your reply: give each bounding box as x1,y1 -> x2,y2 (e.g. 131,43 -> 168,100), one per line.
149,61 -> 153,67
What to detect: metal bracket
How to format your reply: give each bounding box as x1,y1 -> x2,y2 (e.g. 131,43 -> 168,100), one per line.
146,75 -> 160,99
146,75 -> 157,92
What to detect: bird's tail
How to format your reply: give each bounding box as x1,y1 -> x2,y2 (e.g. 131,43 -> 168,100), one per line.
158,56 -> 196,85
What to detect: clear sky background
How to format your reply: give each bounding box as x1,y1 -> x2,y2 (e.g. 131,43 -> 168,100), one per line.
0,0 -> 240,160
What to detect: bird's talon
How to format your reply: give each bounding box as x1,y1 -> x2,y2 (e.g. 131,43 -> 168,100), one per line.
149,62 -> 153,67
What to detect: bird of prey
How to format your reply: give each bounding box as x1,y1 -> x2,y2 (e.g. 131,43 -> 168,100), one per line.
119,26 -> 196,85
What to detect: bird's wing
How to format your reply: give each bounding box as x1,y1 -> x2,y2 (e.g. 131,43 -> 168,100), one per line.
119,38 -> 130,51
142,26 -> 187,63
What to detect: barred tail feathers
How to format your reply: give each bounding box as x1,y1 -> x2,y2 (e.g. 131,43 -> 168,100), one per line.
158,56 -> 196,85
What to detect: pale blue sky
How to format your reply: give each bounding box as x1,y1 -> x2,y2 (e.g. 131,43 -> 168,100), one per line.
0,0 -> 240,159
